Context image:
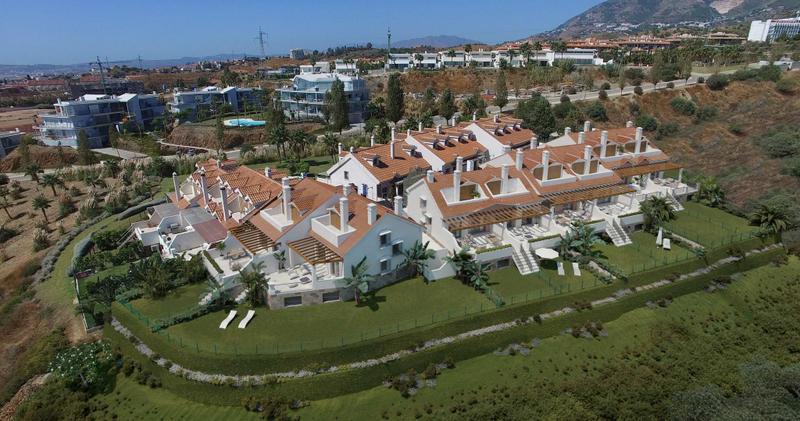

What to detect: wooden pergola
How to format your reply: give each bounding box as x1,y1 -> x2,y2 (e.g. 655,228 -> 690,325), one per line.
614,162 -> 682,178
230,221 -> 275,254
444,203 -> 550,231
287,236 -> 342,264
544,184 -> 636,205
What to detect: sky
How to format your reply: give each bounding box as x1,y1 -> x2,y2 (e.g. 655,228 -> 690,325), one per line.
0,0 -> 603,65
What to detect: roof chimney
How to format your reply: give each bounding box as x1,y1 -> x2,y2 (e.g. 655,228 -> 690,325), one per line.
452,170 -> 462,202
339,197 -> 349,231
493,114 -> 500,123
418,122 -> 423,132
393,195 -> 403,216
472,111 -> 477,121
367,203 -> 377,225
337,142 -> 343,155
564,127 -> 572,137
389,141 -> 395,159
583,145 -> 592,176
281,178 -> 292,222
600,130 -> 609,157
426,169 -> 434,183
583,120 -> 591,133
502,144 -> 512,154
349,146 -> 355,153
199,169 -> 209,206
515,149 -> 524,170
626,120 -> 634,128
634,127 -> 643,154
391,127 -> 396,142
450,117 -> 456,127
264,166 -> 272,178
542,150 -> 551,181
172,172 -> 181,200
466,160 -> 474,171
501,164 -> 510,194
370,134 -> 375,147
530,136 -> 538,149
342,183 -> 350,196
578,132 -> 585,144
455,155 -> 463,172
436,125 -> 442,134
220,185 -> 229,221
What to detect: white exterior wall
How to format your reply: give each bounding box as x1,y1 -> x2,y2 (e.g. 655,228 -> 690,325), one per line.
342,214 -> 423,278
404,136 -> 446,171
748,20 -> 770,42
404,180 -> 460,251
465,122 -> 506,159
325,156 -> 382,201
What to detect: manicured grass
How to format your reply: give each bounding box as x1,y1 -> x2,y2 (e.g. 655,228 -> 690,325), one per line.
595,231 -> 696,276
130,282 -> 208,320
246,155 -> 336,176
491,262 -> 600,300
665,202 -> 757,248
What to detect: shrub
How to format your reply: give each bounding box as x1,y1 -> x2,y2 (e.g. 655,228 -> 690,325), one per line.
666,81 -> 675,89
706,74 -> 729,90
33,229 -> 49,251
0,173 -> 8,185
728,123 -> 745,135
776,78 -> 797,94
757,128 -> 800,158
670,97 -> 697,115
601,82 -> 611,90
598,89 -> 608,100
585,101 -> 608,121
757,65 -> 782,82
633,86 -> 644,95
730,69 -> 758,81
0,225 -> 18,244
695,106 -> 718,122
560,94 -> 571,103
656,122 -> 680,139
635,114 -> 659,131
697,76 -> 705,84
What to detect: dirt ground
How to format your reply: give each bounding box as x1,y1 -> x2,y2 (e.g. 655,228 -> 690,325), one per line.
168,120 -> 323,149
0,145 -> 80,172
0,108 -> 43,133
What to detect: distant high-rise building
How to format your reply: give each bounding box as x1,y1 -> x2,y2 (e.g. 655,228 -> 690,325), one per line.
289,48 -> 305,60
748,16 -> 800,42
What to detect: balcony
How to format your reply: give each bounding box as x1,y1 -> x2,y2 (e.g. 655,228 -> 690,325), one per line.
267,263 -> 341,295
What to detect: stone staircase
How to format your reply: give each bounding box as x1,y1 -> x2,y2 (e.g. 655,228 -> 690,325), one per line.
605,217 -> 632,247
512,244 -> 540,275
665,193 -> 684,211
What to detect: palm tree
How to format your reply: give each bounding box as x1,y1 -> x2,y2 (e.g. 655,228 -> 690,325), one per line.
24,164 -> 42,183
238,261 -> 267,307
445,247 -> 475,282
41,173 -> 63,196
640,196 -> 676,231
559,220 -> 604,259
402,240 -> 435,282
697,177 -> 725,207
204,279 -> 230,310
0,194 -> 12,219
519,42 -> 532,67
322,132 -> 339,161
276,250 -> 286,270
750,204 -> 790,241
336,256 -> 374,304
129,255 -> 172,298
468,262 -> 491,291
31,194 -> 51,223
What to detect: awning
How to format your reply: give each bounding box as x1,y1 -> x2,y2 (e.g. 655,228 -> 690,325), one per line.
287,236 -> 342,264
444,203 -> 550,231
614,162 -> 682,178
543,184 -> 636,205
230,221 -> 276,254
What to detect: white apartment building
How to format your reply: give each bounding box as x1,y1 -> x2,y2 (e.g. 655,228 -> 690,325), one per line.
748,16 -> 800,42
168,86 -> 264,119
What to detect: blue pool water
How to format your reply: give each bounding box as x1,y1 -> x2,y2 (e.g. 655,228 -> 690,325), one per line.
224,118 -> 266,127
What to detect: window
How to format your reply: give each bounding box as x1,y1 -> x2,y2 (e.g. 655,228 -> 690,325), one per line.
380,258 -> 391,273
283,296 -> 302,307
344,171 -> 349,180
392,241 -> 403,256
379,231 -> 391,247
322,291 -> 340,303
496,258 -> 511,269
419,197 -> 427,210
425,215 -> 432,226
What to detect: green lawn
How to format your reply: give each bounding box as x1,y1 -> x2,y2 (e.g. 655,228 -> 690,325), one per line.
130,282 -> 209,320
490,262 -> 601,301
665,202 -> 757,248
161,276 -> 491,354
245,155 -> 336,176
595,231 -> 696,276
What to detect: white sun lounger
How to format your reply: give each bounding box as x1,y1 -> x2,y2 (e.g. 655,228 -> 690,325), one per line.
219,310 -> 237,329
237,309 -> 255,329
572,262 -> 582,277
557,261 -> 565,276
663,238 -> 672,250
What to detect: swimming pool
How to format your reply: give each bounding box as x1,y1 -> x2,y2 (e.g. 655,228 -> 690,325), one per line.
224,118 -> 266,127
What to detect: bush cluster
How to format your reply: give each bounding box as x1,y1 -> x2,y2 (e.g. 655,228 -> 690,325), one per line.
670,97 -> 697,115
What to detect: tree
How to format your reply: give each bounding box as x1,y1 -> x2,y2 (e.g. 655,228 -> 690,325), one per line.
41,173 -> 63,196
103,160 -> 120,178
445,247 -> 475,282
324,78 -> 349,132
468,261 -> 491,291
559,220 -> 603,258
421,87 -> 436,116
515,94 -> 556,140
750,204 -> 790,240
32,194 -> 51,223
77,130 -> 94,165
697,177 -> 725,207
640,196 -> 676,231
494,71 -> 508,110
214,115 -> 225,156
129,255 -> 172,298
322,132 -> 339,161
336,257 -> 374,304
402,240 -> 435,282
220,68 -> 240,86
386,73 -> 405,123
107,125 -> 121,159
24,163 -> 42,183
268,124 -> 289,159
519,42 -> 532,66
0,195 -> 12,219
437,89 -> 457,120
239,261 -> 267,307
49,340 -> 115,391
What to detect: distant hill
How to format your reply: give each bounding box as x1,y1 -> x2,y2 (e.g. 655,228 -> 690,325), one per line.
536,0 -> 799,38
389,35 -> 482,49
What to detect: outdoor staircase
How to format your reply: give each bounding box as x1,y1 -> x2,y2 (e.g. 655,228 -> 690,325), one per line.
116,226 -> 137,249
665,193 -> 684,211
512,245 -> 540,275
605,217 -> 632,247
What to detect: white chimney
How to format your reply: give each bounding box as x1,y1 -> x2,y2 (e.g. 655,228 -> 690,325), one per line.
501,164 -> 510,194
407,129 -> 412,137
515,149 -> 524,170
337,142 -> 343,154
600,131 -> 609,157
530,136 -> 538,149
349,146 -> 355,153
583,146 -> 592,176
502,144 -> 512,154
583,120 -> 591,133
370,134 -> 375,147
564,127 -> 572,137
199,170 -> 209,205
281,178 -> 292,222
393,195 -> 403,215
339,197 -> 349,230
264,166 -> 272,178
367,203 -> 377,225
436,125 -> 442,134
342,183 -> 350,196
578,132 -> 585,144
626,120 -> 634,128
466,159 -> 474,171
426,169 -> 434,183
634,127 -> 643,154
493,114 -> 500,123
452,170 -> 462,202
389,141 -> 395,159
542,150 -> 551,181
450,117 -> 456,127
391,127 -> 396,141
418,122 -> 423,132
172,172 -> 181,199
472,111 -> 477,121
220,185 -> 229,221
455,155 -> 463,172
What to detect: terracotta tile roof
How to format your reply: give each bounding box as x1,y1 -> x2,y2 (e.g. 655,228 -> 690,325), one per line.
471,115 -> 534,147
219,165 -> 283,205
410,126 -> 487,164
338,141 -> 431,182
250,178 -> 339,242
567,127 -> 637,146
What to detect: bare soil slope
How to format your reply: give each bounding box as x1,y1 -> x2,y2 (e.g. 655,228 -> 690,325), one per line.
0,145 -> 79,172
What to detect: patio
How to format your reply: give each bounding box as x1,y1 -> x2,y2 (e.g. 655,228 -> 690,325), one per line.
461,231 -> 503,250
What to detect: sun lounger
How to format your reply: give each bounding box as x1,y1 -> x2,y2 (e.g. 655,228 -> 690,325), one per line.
237,309 -> 255,329
219,310 -> 237,329
572,262 -> 581,277
557,261 -> 565,276
663,238 -> 671,250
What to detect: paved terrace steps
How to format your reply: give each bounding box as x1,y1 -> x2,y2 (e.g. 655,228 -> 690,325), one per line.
605,217 -> 633,247
512,244 -> 540,275
665,194 -> 684,212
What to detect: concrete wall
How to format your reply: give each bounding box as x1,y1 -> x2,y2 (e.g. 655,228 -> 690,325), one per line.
325,156 -> 381,201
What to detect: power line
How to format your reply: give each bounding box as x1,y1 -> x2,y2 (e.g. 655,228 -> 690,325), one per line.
255,26 -> 268,60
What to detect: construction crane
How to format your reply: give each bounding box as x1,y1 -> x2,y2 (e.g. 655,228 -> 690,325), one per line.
255,26 -> 268,60
95,56 -> 108,94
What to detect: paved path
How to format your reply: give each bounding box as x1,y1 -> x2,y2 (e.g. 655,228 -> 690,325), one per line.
94,147 -> 149,160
